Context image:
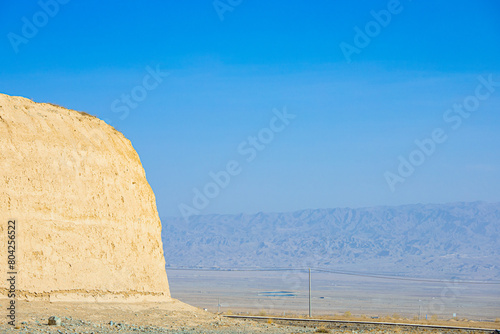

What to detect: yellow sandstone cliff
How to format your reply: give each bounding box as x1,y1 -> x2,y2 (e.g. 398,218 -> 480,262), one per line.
0,93 -> 170,302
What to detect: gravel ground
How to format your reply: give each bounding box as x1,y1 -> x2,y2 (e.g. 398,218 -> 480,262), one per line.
0,300 -> 497,334
0,316 -> 314,334
2,316 -> 496,334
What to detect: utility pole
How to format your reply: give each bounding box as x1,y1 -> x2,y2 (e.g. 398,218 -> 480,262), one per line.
419,299 -> 422,320
308,268 -> 312,317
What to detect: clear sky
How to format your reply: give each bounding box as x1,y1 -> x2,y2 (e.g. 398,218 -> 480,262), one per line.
1,0 -> 499,218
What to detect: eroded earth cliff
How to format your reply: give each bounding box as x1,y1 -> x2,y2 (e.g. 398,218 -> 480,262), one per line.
0,93 -> 170,301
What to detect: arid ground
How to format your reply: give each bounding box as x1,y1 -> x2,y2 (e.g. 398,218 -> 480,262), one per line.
1,299 -> 498,334
168,270 -> 500,320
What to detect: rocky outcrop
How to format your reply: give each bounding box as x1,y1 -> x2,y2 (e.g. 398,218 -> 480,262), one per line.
0,93 -> 170,301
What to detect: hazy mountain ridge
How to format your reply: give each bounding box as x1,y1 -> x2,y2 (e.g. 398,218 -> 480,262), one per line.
161,202 -> 500,279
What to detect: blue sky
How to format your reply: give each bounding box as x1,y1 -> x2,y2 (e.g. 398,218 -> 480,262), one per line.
1,0 -> 499,217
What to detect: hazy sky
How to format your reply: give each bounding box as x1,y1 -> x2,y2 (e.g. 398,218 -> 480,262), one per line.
1,1 -> 499,217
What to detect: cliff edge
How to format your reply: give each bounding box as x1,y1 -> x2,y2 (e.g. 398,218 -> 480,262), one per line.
0,93 -> 170,302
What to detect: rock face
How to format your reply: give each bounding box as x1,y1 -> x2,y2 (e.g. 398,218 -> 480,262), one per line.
0,93 -> 170,301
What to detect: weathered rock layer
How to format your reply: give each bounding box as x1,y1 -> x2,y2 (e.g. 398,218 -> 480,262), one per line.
0,93 -> 170,301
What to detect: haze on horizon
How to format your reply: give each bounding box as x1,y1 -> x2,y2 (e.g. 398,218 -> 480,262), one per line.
1,1 -> 499,217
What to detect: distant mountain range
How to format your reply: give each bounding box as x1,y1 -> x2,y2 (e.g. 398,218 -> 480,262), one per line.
161,202 -> 500,280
